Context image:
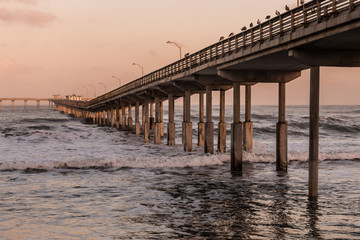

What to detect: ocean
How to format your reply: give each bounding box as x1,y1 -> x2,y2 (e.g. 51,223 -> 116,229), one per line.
0,105 -> 359,239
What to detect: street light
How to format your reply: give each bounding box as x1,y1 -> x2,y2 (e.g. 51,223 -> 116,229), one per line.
89,85 -> 96,98
98,82 -> 107,93
166,41 -> 182,60
76,88 -> 83,97
112,76 -> 121,87
82,87 -> 89,98
132,63 -> 144,77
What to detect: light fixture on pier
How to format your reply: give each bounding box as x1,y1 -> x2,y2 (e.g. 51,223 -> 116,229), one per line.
89,85 -> 96,98
132,63 -> 144,77
98,82 -> 107,93
166,41 -> 182,60
112,76 -> 121,87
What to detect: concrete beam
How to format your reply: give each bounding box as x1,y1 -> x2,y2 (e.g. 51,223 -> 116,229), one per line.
217,70 -> 301,83
289,49 -> 360,67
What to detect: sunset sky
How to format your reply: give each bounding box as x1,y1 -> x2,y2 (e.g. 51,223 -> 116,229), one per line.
0,0 -> 359,105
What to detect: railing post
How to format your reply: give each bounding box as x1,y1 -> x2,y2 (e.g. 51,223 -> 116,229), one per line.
269,20 -> 273,40
303,10 -> 308,27
317,0 -> 321,22
291,11 -> 295,32
242,32 -> 246,47
279,16 -> 284,35
350,0 -> 354,12
332,0 -> 337,13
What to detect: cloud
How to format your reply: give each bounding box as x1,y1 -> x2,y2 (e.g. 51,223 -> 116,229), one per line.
0,7 -> 57,26
0,0 -> 38,5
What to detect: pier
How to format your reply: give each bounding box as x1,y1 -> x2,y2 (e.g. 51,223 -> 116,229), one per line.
51,0 -> 360,199
0,98 -> 53,110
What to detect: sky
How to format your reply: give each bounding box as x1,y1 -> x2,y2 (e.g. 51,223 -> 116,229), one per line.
0,0 -> 359,105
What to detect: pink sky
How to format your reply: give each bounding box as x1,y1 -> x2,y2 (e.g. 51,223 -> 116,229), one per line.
0,0 -> 359,105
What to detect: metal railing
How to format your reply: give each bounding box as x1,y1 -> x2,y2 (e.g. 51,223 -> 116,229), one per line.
85,0 -> 358,107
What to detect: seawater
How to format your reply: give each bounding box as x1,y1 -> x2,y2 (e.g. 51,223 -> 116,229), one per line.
0,105 -> 359,239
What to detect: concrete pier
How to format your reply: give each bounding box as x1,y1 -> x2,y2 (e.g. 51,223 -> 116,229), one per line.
218,89 -> 226,153
144,99 -> 150,143
276,82 -> 288,172
142,104 -> 145,131
205,86 -> 214,154
150,103 -> 154,130
116,105 -> 120,129
309,66 -> 320,200
184,91 -> 192,152
182,96 -> 185,144
0,100 -> 2,110
198,93 -> 204,147
167,94 -> 176,146
135,102 -> 141,135
154,97 -> 161,144
160,101 -> 164,137
128,103 -> 133,131
231,82 -> 242,173
243,85 -> 253,151
111,108 -> 114,127
122,104 -> 126,130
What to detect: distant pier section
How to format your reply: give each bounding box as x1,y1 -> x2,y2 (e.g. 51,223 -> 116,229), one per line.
0,98 -> 53,110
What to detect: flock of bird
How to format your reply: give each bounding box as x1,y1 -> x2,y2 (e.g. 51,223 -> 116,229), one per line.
220,0 -> 306,41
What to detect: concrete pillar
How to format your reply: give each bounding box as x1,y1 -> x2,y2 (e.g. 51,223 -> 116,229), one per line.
160,101 -> 164,137
48,101 -> 51,110
167,94 -> 176,146
205,86 -> 214,154
24,100 -> 28,110
150,103 -> 155,130
37,100 -> 40,110
0,100 -> 2,110
218,89 -> 227,153
144,99 -> 150,143
116,105 -> 120,129
92,112 -> 96,124
107,110 -> 111,126
142,105 -> 145,131
102,110 -> 106,126
231,82 -> 243,173
135,102 -> 141,135
128,103 -> 133,131
110,108 -> 115,127
11,100 -> 15,110
184,91 -> 192,152
182,96 -> 185,144
243,85 -> 254,151
198,93 -> 205,147
154,97 -> 161,144
122,104 -> 126,130
309,66 -> 320,200
277,82 -> 288,172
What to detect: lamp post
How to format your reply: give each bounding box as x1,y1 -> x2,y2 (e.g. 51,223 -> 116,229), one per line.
98,82 -> 107,94
82,87 -> 89,98
132,63 -> 144,77
166,41 -> 182,60
112,76 -> 121,87
89,85 -> 96,98
76,88 -> 83,97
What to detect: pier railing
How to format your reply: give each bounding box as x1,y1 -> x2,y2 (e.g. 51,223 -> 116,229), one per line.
88,0 -> 359,107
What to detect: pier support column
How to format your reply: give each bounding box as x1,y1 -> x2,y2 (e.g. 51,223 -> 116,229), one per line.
167,94 -> 175,146
106,110 -> 110,126
116,105 -> 120,129
102,110 -> 106,126
160,101 -> 164,137
122,104 -> 126,130
309,66 -> 320,200
142,105 -> 145,131
128,103 -> 133,132
92,112 -> 96,124
135,102 -> 141,135
205,86 -> 214,154
184,91 -> 192,152
24,100 -> 28,110
244,85 -> 253,151
218,89 -> 226,153
110,108 -> 114,127
277,82 -> 288,172
144,99 -> 150,143
154,97 -> 161,144
182,96 -> 185,144
198,93 -> 205,147
231,82 -> 243,173
150,103 -> 155,130
0,100 -> 2,110
37,100 -> 40,110
11,100 -> 14,110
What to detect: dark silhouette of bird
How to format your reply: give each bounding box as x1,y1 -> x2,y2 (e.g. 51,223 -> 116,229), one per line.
257,19 -> 261,25
275,10 -> 280,16
219,36 -> 224,41
265,15 -> 271,19
249,22 -> 253,28
241,26 -> 247,31
184,53 -> 190,57
300,0 -> 305,4
285,5 -> 290,11
228,32 -> 234,37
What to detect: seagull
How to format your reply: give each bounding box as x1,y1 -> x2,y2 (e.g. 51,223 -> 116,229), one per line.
184,53 -> 190,57
241,26 -> 247,31
249,22 -> 253,28
275,10 -> 280,16
265,15 -> 271,19
285,5 -> 290,11
219,36 -> 225,41
228,32 -> 234,37
257,19 -> 261,25
300,0 -> 305,4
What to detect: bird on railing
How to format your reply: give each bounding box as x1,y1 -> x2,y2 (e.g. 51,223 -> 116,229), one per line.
184,53 -> 190,57
249,22 -> 253,27
300,0 -> 305,4
257,19 -> 261,25
275,10 -> 281,16
241,26 -> 247,31
285,5 -> 290,11
219,36 -> 225,41
266,15 -> 271,19
228,32 -> 234,37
